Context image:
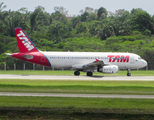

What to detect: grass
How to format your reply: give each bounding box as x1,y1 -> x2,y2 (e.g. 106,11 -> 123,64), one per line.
0,79 -> 154,95
0,96 -> 154,110
0,96 -> 154,119
0,70 -> 153,76
1,108 -> 154,120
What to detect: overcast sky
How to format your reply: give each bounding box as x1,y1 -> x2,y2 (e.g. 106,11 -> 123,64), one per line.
2,0 -> 154,16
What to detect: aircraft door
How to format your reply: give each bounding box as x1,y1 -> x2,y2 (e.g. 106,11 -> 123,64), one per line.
130,55 -> 135,64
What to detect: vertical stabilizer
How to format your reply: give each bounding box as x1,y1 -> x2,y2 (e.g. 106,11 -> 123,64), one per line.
15,28 -> 39,53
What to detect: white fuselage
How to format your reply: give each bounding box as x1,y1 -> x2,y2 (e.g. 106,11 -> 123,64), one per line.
42,52 -> 147,70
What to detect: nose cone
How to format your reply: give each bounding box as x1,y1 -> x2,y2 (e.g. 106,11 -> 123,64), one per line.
142,59 -> 147,67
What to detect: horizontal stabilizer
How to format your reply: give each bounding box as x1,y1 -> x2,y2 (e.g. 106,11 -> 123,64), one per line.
5,53 -> 12,56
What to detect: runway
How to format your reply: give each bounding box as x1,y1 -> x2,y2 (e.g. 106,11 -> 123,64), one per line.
0,92 -> 154,99
0,74 -> 154,80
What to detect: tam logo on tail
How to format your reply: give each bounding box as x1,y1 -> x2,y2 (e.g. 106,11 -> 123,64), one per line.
17,30 -> 34,51
15,28 -> 38,53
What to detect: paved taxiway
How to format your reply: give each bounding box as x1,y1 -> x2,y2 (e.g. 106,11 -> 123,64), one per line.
0,74 -> 154,81
0,92 -> 154,99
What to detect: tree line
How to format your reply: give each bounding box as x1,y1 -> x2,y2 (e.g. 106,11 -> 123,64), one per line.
0,2 -> 154,69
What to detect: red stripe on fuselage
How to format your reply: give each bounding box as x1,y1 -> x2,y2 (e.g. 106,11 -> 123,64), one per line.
12,52 -> 50,67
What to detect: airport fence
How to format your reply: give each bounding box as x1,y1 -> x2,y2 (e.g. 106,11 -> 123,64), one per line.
0,63 -> 73,71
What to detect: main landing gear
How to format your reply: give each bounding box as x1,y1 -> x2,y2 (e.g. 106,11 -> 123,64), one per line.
127,69 -> 131,76
74,71 -> 80,76
87,71 -> 93,76
74,70 -> 131,76
74,71 -> 93,76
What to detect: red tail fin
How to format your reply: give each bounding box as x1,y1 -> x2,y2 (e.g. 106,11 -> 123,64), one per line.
15,28 -> 39,53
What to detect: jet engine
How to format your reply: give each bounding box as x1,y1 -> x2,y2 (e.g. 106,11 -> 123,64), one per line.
97,65 -> 118,74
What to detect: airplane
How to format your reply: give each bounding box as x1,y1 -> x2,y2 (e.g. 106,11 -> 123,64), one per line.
6,27 -> 147,76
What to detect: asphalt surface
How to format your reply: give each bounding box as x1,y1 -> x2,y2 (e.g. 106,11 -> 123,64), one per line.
0,92 -> 154,99
0,74 -> 154,80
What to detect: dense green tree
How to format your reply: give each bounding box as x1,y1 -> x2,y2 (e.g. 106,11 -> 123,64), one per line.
75,22 -> 88,34
1,10 -> 28,37
47,21 -> 72,43
80,7 -> 97,22
131,8 -> 143,15
109,9 -> 132,36
18,7 -> 31,27
0,2 -> 6,12
63,37 -> 105,52
131,10 -> 153,35
80,12 -> 89,22
141,48 -> 154,69
88,21 -> 101,37
30,6 -> 46,34
99,21 -> 114,40
71,16 -> 81,28
50,11 -> 68,24
54,6 -> 68,16
97,7 -> 108,19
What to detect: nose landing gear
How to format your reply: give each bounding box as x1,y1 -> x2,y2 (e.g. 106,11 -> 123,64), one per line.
127,69 -> 131,76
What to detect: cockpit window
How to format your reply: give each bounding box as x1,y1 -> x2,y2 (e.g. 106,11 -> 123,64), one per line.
138,57 -> 141,60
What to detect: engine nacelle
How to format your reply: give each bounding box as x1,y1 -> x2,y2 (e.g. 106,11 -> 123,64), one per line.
97,65 -> 118,74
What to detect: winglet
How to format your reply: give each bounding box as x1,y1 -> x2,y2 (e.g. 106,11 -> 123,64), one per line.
95,58 -> 99,62
15,28 -> 39,53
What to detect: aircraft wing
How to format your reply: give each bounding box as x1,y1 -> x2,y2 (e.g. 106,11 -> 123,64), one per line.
72,59 -> 105,70
82,59 -> 104,69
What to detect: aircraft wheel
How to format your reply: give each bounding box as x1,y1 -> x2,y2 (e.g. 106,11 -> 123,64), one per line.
87,72 -> 93,76
127,73 -> 131,76
74,71 -> 80,76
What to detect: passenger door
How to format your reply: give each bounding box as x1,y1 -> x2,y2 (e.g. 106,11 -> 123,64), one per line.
130,55 -> 136,64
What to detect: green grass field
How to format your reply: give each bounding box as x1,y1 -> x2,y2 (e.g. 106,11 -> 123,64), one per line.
0,96 -> 154,119
0,96 -> 154,110
0,79 -> 154,95
0,70 -> 153,76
